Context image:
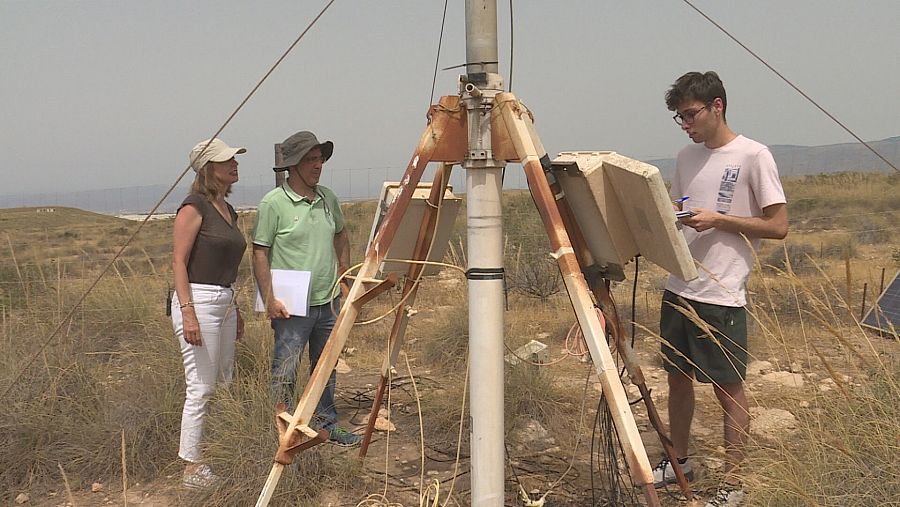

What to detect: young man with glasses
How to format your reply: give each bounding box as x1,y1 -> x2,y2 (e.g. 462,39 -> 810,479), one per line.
252,130 -> 360,447
655,72 -> 788,506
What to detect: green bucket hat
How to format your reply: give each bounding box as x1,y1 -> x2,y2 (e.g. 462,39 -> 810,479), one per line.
273,131 -> 334,172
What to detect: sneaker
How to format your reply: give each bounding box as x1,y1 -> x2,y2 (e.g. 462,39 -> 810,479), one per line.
328,427 -> 362,447
704,484 -> 745,507
182,464 -> 220,489
652,457 -> 694,488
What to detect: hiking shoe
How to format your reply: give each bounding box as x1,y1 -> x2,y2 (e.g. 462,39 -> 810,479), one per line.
328,427 -> 362,447
704,484 -> 745,507
652,457 -> 694,488
182,464 -> 220,490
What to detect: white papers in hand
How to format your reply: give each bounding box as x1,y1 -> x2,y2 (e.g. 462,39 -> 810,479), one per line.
255,269 -> 312,317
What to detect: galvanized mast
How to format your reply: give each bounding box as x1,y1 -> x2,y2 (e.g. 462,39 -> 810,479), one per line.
462,1 -> 506,505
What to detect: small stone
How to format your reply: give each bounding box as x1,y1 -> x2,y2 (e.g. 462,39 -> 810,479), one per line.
788,361 -> 803,373
705,458 -> 723,470
750,407 -> 799,440
761,371 -> 805,388
344,347 -> 357,356
91,482 -> 104,493
427,470 -> 439,476
746,360 -> 773,376
798,401 -> 810,408
15,493 -> 29,504
375,416 -> 396,432
335,358 -> 352,374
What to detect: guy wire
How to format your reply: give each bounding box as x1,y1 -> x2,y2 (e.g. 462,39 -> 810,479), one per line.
680,0 -> 898,174
508,0 -> 515,92
429,0 -> 450,108
0,0 -> 338,402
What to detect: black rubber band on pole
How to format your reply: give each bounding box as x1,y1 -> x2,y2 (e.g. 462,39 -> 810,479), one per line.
466,267 -> 505,280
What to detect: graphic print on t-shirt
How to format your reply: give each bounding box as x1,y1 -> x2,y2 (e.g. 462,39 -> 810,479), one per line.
716,165 -> 741,214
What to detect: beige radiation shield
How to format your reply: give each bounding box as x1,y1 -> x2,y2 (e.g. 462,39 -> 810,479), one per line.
551,151 -> 698,282
367,181 -> 462,276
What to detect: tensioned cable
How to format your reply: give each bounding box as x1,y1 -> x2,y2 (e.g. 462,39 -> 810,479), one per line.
508,0 -> 514,92
0,0 -> 338,402
429,0 -> 450,107
680,0 -> 898,174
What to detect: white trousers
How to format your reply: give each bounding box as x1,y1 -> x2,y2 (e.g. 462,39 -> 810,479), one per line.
171,283 -> 237,463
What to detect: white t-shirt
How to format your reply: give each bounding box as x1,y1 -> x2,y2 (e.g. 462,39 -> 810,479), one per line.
666,135 -> 786,307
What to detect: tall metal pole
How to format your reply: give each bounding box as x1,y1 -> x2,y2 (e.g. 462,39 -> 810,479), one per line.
463,1 -> 506,506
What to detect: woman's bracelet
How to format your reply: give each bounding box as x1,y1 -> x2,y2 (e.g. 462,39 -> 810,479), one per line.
180,301 -> 194,309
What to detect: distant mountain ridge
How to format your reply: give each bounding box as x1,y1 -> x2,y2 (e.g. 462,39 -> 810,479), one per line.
646,135 -> 900,179
2,136 -> 898,214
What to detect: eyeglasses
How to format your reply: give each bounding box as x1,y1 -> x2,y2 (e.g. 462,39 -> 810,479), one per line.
673,104 -> 711,126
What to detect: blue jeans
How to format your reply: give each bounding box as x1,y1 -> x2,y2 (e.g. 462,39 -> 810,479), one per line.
270,298 -> 340,430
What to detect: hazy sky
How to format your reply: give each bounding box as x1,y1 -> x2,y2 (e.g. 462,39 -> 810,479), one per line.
2,0 -> 898,196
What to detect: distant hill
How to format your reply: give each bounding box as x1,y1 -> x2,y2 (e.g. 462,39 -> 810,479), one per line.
646,136 -> 900,179
2,137 -> 898,214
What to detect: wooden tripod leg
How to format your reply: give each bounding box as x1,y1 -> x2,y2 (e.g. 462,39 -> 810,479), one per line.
495,92 -> 660,507
511,93 -> 692,500
256,98 -> 466,507
359,164 -> 453,458
538,153 -> 694,499
592,281 -> 693,500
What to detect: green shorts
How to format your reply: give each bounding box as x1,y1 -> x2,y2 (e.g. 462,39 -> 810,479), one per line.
659,290 -> 748,384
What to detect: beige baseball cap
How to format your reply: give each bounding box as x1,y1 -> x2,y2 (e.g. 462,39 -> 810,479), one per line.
189,138 -> 247,172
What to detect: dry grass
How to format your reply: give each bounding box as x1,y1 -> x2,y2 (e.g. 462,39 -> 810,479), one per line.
0,172 -> 898,505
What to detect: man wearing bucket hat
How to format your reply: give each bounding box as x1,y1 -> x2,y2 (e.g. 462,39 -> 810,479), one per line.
251,131 -> 360,447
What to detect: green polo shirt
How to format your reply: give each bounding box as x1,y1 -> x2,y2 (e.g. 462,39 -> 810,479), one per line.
252,183 -> 345,306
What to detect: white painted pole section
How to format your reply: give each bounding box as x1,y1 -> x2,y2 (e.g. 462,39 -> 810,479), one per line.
464,1 -> 505,506
466,168 -> 505,507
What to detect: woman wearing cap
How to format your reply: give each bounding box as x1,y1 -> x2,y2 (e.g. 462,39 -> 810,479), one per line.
171,138 -> 247,488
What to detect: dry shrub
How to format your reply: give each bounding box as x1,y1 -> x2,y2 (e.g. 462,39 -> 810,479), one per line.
764,242 -> 816,274
821,237 -> 857,259
418,303 -> 468,372
504,363 -> 576,432
0,271 -> 182,497
741,261 -> 900,505
507,250 -> 562,301
745,364 -> 899,506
